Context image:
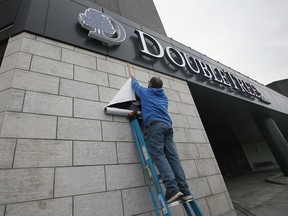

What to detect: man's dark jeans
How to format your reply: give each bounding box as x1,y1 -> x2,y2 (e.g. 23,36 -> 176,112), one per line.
145,122 -> 190,194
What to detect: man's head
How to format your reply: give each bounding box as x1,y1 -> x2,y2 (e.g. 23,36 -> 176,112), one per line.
148,77 -> 163,88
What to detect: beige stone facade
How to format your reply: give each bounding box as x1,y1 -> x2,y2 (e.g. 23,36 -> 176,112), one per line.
0,32 -> 236,216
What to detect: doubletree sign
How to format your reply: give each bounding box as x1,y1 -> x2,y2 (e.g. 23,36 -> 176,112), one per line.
79,8 -> 270,104
134,30 -> 270,104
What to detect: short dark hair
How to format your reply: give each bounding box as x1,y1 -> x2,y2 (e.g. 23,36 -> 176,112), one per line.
149,77 -> 163,88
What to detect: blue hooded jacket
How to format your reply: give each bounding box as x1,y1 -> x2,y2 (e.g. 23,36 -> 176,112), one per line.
131,78 -> 172,127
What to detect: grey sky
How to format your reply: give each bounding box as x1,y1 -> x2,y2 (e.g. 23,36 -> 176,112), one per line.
153,0 -> 288,85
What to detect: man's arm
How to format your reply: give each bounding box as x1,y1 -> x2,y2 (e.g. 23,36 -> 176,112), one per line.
131,77 -> 143,97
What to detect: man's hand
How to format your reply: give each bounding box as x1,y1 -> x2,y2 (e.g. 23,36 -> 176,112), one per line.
127,62 -> 134,79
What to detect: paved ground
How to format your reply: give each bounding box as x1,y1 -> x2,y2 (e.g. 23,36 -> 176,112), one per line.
225,170 -> 288,216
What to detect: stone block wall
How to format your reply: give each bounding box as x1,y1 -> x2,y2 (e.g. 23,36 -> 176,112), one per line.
0,32 -> 236,216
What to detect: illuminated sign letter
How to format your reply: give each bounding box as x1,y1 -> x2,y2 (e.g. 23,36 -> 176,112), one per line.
134,30 -> 164,59
244,82 -> 256,96
210,67 -> 224,84
165,47 -> 186,67
218,70 -> 231,87
182,53 -> 201,74
199,61 -> 213,79
250,84 -> 262,98
227,72 -> 240,90
235,78 -> 254,95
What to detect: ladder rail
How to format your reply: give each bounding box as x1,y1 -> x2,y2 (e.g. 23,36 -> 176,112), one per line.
130,120 -> 160,216
190,200 -> 203,216
130,116 -> 171,216
132,118 -> 165,194
183,203 -> 193,216
147,174 -> 161,216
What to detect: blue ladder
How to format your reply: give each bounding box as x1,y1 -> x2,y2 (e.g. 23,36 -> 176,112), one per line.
129,113 -> 203,216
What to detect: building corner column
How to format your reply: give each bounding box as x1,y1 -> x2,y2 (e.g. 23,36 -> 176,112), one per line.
254,114 -> 288,176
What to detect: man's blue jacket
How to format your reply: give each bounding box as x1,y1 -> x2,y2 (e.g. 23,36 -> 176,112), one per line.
131,78 -> 172,128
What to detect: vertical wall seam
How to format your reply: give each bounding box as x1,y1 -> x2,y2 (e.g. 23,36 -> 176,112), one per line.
11,138 -> 18,168
53,167 -> 56,198
72,140 -> 74,167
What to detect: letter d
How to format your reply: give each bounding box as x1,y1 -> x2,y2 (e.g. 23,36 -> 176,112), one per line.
134,29 -> 164,59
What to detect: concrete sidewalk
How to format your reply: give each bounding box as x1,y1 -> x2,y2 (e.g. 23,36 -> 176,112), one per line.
225,170 -> 288,216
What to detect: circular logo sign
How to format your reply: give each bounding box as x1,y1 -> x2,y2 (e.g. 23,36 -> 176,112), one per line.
79,8 -> 126,46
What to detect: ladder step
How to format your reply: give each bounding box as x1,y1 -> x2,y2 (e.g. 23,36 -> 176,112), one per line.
167,199 -> 194,207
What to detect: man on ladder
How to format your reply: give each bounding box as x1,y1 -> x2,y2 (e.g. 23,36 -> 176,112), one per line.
130,74 -> 193,204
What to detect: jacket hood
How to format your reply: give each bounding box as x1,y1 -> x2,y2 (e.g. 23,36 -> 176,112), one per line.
150,88 -> 165,96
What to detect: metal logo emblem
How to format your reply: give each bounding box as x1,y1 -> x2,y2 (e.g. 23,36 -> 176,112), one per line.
79,8 -> 126,46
